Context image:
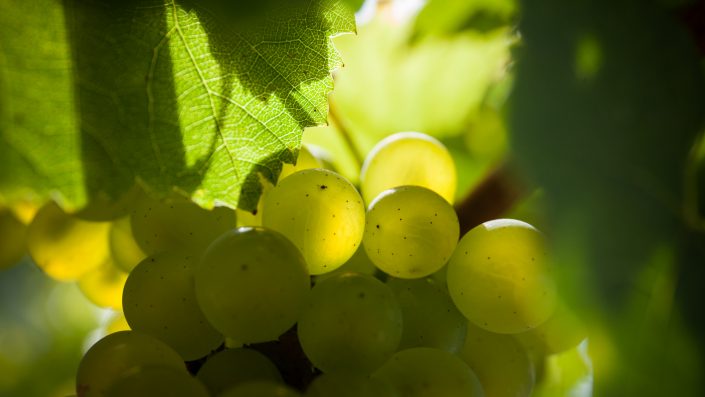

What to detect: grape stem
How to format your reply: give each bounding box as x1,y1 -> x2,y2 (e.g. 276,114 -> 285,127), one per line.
454,161 -> 527,234
327,99 -> 365,169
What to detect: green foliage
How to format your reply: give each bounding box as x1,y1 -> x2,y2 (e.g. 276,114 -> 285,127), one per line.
0,0 -> 355,212
510,0 -> 705,395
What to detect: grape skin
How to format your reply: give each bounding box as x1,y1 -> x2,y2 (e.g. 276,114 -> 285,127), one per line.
363,186 -> 459,279
196,348 -> 283,396
75,331 -> 186,397
220,381 -> 302,397
305,372 -> 398,397
262,169 -> 365,275
447,219 -> 557,334
298,272 -> 402,374
194,227 -> 310,344
360,132 -> 457,205
373,347 -> 484,397
123,249 -> 223,361
105,366 -> 209,397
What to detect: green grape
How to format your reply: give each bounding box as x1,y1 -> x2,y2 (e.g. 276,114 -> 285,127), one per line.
220,381 -> 302,397
196,348 -> 282,395
129,195 -> 236,256
515,302 -> 587,357
262,169 -> 365,275
459,322 -> 535,397
69,184 -> 142,221
123,250 -> 223,361
373,347 -> 484,397
76,331 -> 185,397
447,219 -> 557,334
298,273 -> 402,374
386,277 -> 466,353
363,186 -> 459,279
360,132 -> 456,205
0,208 -> 27,270
195,227 -> 310,343
109,216 -> 146,273
236,145 -> 325,228
27,201 -> 110,281
78,259 -> 128,310
305,372 -> 398,397
314,244 -> 377,284
105,366 -> 209,397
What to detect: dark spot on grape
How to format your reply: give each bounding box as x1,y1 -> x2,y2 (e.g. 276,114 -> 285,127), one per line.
306,194 -> 309,197
487,256 -> 491,260
531,257 -> 535,261
399,218 -> 403,221
358,292 -> 365,299
376,224 -> 380,229
403,236 -> 407,239
241,264 -> 249,271
320,185 -> 328,190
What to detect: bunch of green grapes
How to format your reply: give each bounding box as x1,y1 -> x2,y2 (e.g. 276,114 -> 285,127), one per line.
0,132 -> 586,396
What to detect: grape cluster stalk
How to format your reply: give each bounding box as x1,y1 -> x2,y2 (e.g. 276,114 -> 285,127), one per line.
7,132 -> 585,397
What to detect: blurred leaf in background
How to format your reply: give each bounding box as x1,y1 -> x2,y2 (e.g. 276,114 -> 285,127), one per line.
510,0 -> 705,395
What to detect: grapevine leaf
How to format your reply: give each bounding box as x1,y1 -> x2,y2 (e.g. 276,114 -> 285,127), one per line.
0,0 -> 355,211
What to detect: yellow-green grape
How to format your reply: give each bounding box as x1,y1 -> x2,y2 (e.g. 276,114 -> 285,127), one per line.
459,322 -> 535,397
0,208 -> 27,270
195,227 -> 310,343
515,302 -> 587,357
305,372 -> 398,397
280,144 -> 324,181
447,219 -> 557,334
76,331 -> 185,397
221,381 -> 302,397
363,186 -> 459,279
360,132 -> 456,205
196,348 -> 282,395
8,199 -> 39,224
105,366 -> 209,397
78,259 -> 128,310
27,202 -> 110,281
373,347 -> 484,397
123,250 -> 223,361
129,195 -> 236,256
236,207 -> 263,227
69,184 -> 142,221
298,273 -> 402,374
386,277 -> 466,353
262,169 -> 365,275
314,244 -> 377,284
109,217 -> 146,273
105,312 -> 131,335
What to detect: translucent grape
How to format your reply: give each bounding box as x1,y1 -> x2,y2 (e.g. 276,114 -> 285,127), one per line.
0,208 -> 27,270
195,227 -> 310,343
76,331 -> 185,397
123,250 -> 223,361
515,302 -> 587,357
109,216 -> 146,273
386,277 -> 466,353
78,259 -> 128,310
459,322 -> 535,397
129,195 -> 236,256
363,186 -> 459,278
298,273 -> 402,374
27,202 -> 110,281
373,347 -> 484,397
196,348 -> 282,395
105,366 -> 209,397
360,132 -> 456,205
305,372 -> 398,397
220,381 -> 302,397
262,169 -> 365,275
447,219 -> 557,333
